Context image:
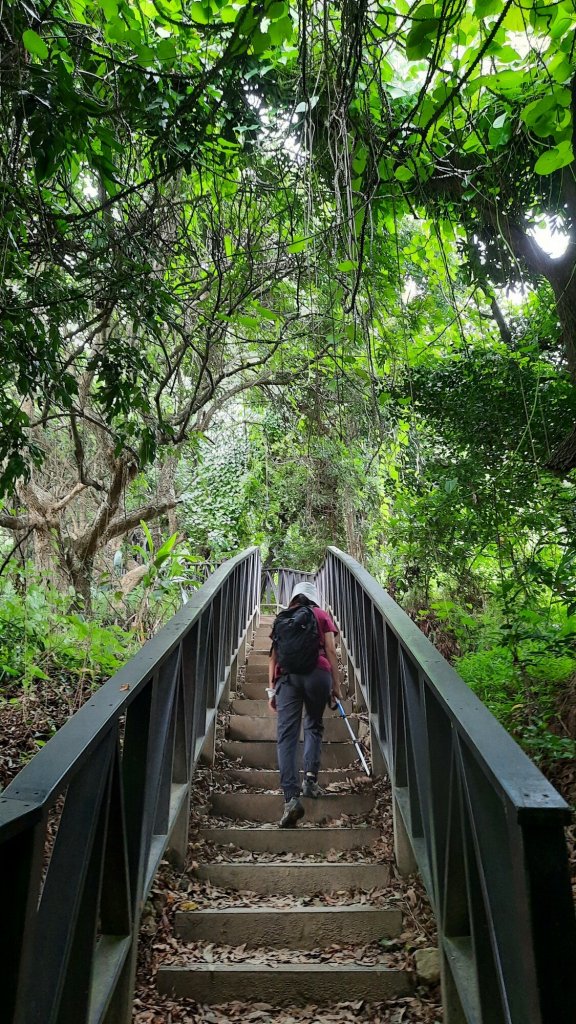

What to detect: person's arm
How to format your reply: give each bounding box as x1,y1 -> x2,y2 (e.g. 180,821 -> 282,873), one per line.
268,646 -> 277,710
324,631 -> 342,701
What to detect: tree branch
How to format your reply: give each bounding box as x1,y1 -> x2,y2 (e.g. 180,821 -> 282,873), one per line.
490,296 -> 513,346
0,512 -> 31,531
51,482 -> 89,514
101,497 -> 180,545
77,456 -> 139,560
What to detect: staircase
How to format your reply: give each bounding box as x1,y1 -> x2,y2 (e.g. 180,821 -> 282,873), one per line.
153,616 -> 438,1013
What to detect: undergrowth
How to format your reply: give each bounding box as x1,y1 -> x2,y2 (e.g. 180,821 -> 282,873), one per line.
413,591 -> 576,772
0,565 -> 136,696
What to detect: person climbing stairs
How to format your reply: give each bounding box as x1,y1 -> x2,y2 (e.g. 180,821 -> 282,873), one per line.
139,616 -> 441,1019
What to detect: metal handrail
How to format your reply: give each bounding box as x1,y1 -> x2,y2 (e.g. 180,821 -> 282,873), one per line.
260,566 -> 315,611
313,548 -> 576,1024
0,547 -> 261,1024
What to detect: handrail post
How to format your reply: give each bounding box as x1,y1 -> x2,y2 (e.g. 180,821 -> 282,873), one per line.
166,790 -> 191,869
392,795 -> 418,877
369,716 -> 387,778
199,715 -> 217,766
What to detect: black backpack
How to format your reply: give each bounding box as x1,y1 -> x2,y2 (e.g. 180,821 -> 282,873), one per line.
271,605 -> 320,674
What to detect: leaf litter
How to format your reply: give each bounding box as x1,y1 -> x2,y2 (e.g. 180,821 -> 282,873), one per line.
134,765 -> 441,1023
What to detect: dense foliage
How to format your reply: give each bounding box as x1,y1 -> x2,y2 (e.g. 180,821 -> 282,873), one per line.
3,0 -> 576,777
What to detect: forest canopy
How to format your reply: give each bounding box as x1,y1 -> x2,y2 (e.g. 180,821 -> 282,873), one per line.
3,0 -> 576,771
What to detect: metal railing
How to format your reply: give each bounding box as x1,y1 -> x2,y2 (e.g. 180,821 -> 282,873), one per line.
260,566 -> 315,611
0,547 -> 260,1024
313,547 -> 576,1024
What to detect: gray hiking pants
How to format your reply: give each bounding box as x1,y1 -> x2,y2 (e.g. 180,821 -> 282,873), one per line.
276,668 -> 332,801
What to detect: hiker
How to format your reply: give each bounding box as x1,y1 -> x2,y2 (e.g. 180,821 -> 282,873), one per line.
268,581 -> 343,828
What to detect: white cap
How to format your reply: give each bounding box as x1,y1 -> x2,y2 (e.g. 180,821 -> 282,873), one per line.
290,581 -> 320,605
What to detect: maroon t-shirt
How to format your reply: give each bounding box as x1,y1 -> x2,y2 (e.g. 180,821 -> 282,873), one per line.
271,606 -> 338,679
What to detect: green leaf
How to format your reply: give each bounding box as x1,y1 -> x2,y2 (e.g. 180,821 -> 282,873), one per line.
534,141 -> 574,175
190,2 -> 210,24
140,520 -> 155,555
220,4 -> 239,23
154,532 -> 179,567
395,165 -> 414,182
287,237 -> 307,254
405,31 -> 434,61
376,8 -> 396,33
267,1 -> 287,18
156,38 -> 177,61
352,146 -> 368,174
475,0 -> 502,15
405,5 -> 438,61
503,2 -> 527,31
495,44 -> 521,63
548,53 -> 572,84
268,15 -> 292,45
337,259 -> 358,272
490,69 -> 524,95
251,301 -> 281,321
251,28 -> 270,53
135,44 -> 155,64
522,94 -> 556,127
22,29 -> 49,59
237,315 -> 260,329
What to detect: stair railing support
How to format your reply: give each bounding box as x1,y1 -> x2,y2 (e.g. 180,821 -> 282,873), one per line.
199,714 -> 217,766
166,789 -> 191,870
392,794 -> 418,877
369,714 -> 387,778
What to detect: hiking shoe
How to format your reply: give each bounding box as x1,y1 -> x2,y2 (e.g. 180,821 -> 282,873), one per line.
301,775 -> 324,799
279,797 -> 305,828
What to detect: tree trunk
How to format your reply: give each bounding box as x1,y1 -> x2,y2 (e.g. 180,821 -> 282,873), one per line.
32,527 -> 70,592
543,261 -> 576,472
67,554 -> 94,613
549,265 -> 576,383
344,494 -> 364,563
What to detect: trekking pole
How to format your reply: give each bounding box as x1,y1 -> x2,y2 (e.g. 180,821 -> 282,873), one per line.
335,699 -> 371,776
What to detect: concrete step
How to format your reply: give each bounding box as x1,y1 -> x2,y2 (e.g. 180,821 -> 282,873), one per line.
249,647 -> 270,659
193,860 -> 390,894
219,768 -> 360,789
221,740 -> 356,769
198,826 -> 381,853
231,698 -> 354,718
210,791 -> 374,823
244,665 -> 269,684
228,715 -> 358,743
175,904 -> 401,947
241,679 -> 274,699
157,963 -> 410,1004
230,697 -> 277,716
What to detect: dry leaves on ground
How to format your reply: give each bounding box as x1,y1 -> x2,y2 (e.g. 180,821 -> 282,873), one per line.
133,991 -> 442,1024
